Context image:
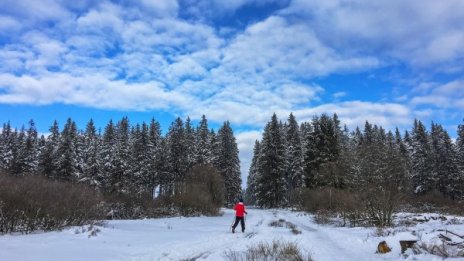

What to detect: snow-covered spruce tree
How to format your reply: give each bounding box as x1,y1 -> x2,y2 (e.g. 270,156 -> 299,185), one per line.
299,122 -> 312,158
129,123 -> 151,197
166,117 -> 188,195
148,118 -> 163,197
114,117 -> 131,194
256,114 -> 287,208
303,114 -> 341,188
184,117 -> 197,170
155,138 -> 171,197
395,128 -> 409,160
54,118 -> 79,181
351,125 -> 407,226
195,115 -> 212,165
99,120 -> 118,193
22,120 -> 39,174
216,121 -> 241,206
8,121 -> 39,175
38,120 -> 60,178
457,121 -> 464,190
410,119 -> 434,195
10,126 -> 26,175
0,122 -> 16,173
285,113 -> 304,195
209,129 -> 219,167
78,119 -> 101,187
430,123 -> 461,199
245,140 -> 260,205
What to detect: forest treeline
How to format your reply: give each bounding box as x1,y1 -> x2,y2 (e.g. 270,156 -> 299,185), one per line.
0,115 -> 241,205
246,113 -> 464,226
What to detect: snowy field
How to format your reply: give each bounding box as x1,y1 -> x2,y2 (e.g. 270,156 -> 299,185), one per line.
1,208 -> 464,261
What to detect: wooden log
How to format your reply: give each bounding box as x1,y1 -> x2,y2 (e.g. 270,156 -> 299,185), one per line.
446,230 -> 464,239
400,240 -> 418,254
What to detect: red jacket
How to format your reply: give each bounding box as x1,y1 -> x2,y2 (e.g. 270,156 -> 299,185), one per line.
234,202 -> 246,217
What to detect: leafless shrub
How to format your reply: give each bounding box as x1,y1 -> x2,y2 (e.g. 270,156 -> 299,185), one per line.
224,240 -> 312,261
0,172 -> 103,234
174,164 -> 225,216
402,191 -> 464,216
313,210 -> 332,225
417,242 -> 464,258
223,250 -> 245,261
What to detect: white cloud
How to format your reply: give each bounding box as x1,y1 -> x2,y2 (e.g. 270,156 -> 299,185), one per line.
139,0 -> 179,17
410,80 -> 464,109
222,16 -> 379,79
0,73 -> 195,111
282,0 -> 464,67
294,101 -> 411,131
333,92 -> 347,99
76,2 -> 125,34
0,15 -> 22,33
1,0 -> 72,24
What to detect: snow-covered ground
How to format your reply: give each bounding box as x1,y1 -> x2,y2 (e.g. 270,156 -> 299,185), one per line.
1,209 -> 464,260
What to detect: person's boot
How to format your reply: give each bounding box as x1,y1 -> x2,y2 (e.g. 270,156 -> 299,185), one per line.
232,228 -> 235,233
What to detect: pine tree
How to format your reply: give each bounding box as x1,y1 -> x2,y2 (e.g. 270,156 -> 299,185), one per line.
195,115 -> 212,165
130,122 -> 151,196
256,114 -> 287,208
22,120 -> 39,174
148,118 -> 163,197
115,117 -> 131,193
245,140 -> 260,205
13,121 -> 40,176
209,129 -> 219,167
10,126 -> 26,175
303,114 -> 340,188
457,120 -> 464,176
39,120 -> 60,178
184,117 -> 196,170
216,121 -> 242,206
166,117 -> 188,195
430,123 -> 460,199
285,113 -> 304,191
410,119 -> 433,194
55,118 -> 79,181
99,120 -> 117,193
79,119 -> 100,187
0,122 -> 15,172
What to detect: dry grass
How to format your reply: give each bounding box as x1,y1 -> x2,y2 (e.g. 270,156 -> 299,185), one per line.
224,240 -> 313,261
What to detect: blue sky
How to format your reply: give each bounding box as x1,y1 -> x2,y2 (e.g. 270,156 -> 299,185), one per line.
1,0 -> 464,185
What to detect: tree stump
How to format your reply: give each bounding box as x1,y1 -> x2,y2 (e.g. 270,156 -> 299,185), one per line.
377,241 -> 391,254
400,240 -> 417,253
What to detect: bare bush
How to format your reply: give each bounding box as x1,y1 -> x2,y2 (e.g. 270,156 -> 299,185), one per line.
174,164 -> 225,216
402,191 -> 464,216
300,188 -> 366,226
224,240 -> 312,261
0,172 -> 104,234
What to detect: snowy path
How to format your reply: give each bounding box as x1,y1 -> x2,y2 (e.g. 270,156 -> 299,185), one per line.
0,209 -> 457,260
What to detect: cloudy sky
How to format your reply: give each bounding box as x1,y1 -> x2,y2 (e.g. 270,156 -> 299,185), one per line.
1,0 -> 464,186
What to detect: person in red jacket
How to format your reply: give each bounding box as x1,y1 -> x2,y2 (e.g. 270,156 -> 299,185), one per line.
232,198 -> 247,233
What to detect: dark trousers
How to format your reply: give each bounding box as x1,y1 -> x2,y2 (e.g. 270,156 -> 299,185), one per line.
232,216 -> 245,232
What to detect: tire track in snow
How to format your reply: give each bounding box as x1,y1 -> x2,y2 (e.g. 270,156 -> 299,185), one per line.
278,210 -> 381,261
